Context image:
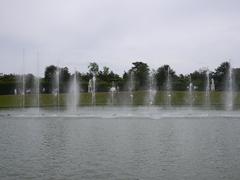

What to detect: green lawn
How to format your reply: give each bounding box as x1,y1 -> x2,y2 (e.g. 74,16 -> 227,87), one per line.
0,91 -> 239,108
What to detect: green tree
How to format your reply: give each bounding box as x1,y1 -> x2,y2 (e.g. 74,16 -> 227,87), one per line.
43,65 -> 71,93
97,66 -> 122,91
233,68 -> 240,91
190,68 -> 209,91
44,65 -> 57,82
25,74 -> 35,93
213,62 -> 230,91
88,62 -> 99,75
60,67 -> 70,82
103,66 -> 110,75
175,74 -> 189,91
155,65 -> 175,90
129,62 -> 149,90
0,74 -> 17,95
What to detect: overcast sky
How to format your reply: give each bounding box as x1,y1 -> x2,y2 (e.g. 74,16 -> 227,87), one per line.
0,0 -> 239,76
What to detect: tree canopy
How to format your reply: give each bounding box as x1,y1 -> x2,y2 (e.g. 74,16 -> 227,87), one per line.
0,61 -> 238,95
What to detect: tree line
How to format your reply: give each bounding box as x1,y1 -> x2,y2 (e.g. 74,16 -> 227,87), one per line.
0,61 -> 239,95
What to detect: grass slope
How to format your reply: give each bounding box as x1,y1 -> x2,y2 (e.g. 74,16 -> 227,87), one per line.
0,91 -> 239,108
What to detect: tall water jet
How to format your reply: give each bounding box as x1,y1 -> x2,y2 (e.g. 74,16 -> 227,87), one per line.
90,74 -> 96,105
88,79 -> 92,93
129,71 -> 134,105
109,82 -> 116,105
210,78 -> 215,91
205,69 -> 210,107
188,76 -> 194,107
67,71 -> 80,112
35,52 -> 40,111
147,70 -> 156,105
53,67 -> 60,110
165,67 -> 172,107
22,49 -> 25,108
225,63 -> 233,111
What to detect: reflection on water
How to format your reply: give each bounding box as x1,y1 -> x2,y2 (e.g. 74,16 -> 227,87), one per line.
0,107 -> 240,179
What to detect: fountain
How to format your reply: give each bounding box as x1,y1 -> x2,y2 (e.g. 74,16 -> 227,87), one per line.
129,71 -> 134,105
205,69 -> 210,107
35,76 -> 40,109
35,52 -> 40,110
6,58 -> 240,180
22,49 -> 25,108
225,63 -> 233,111
188,76 -> 193,107
90,74 -> 96,105
109,82 -> 116,105
147,70 -> 156,105
22,74 -> 25,108
67,71 -> 80,112
88,79 -> 92,93
53,67 -> 60,110
210,78 -> 215,91
165,67 -> 172,107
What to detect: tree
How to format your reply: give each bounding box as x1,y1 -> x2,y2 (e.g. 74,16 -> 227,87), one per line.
98,66 -> 110,82
44,65 -> 57,82
60,67 -> 70,82
233,68 -> 240,91
190,69 -> 209,91
88,62 -> 99,75
175,74 -> 189,91
129,62 -> 149,90
97,66 -> 122,91
78,72 -> 92,92
103,66 -> 110,75
25,74 -> 35,92
43,65 -> 71,93
213,62 -> 230,91
0,74 -> 17,95
155,65 -> 176,90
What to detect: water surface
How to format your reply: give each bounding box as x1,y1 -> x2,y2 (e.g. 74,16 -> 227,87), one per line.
0,107 -> 240,180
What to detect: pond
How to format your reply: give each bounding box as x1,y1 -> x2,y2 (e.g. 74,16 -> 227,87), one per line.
0,107 -> 240,180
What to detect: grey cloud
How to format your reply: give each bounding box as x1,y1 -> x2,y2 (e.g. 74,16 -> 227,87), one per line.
0,0 -> 239,75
